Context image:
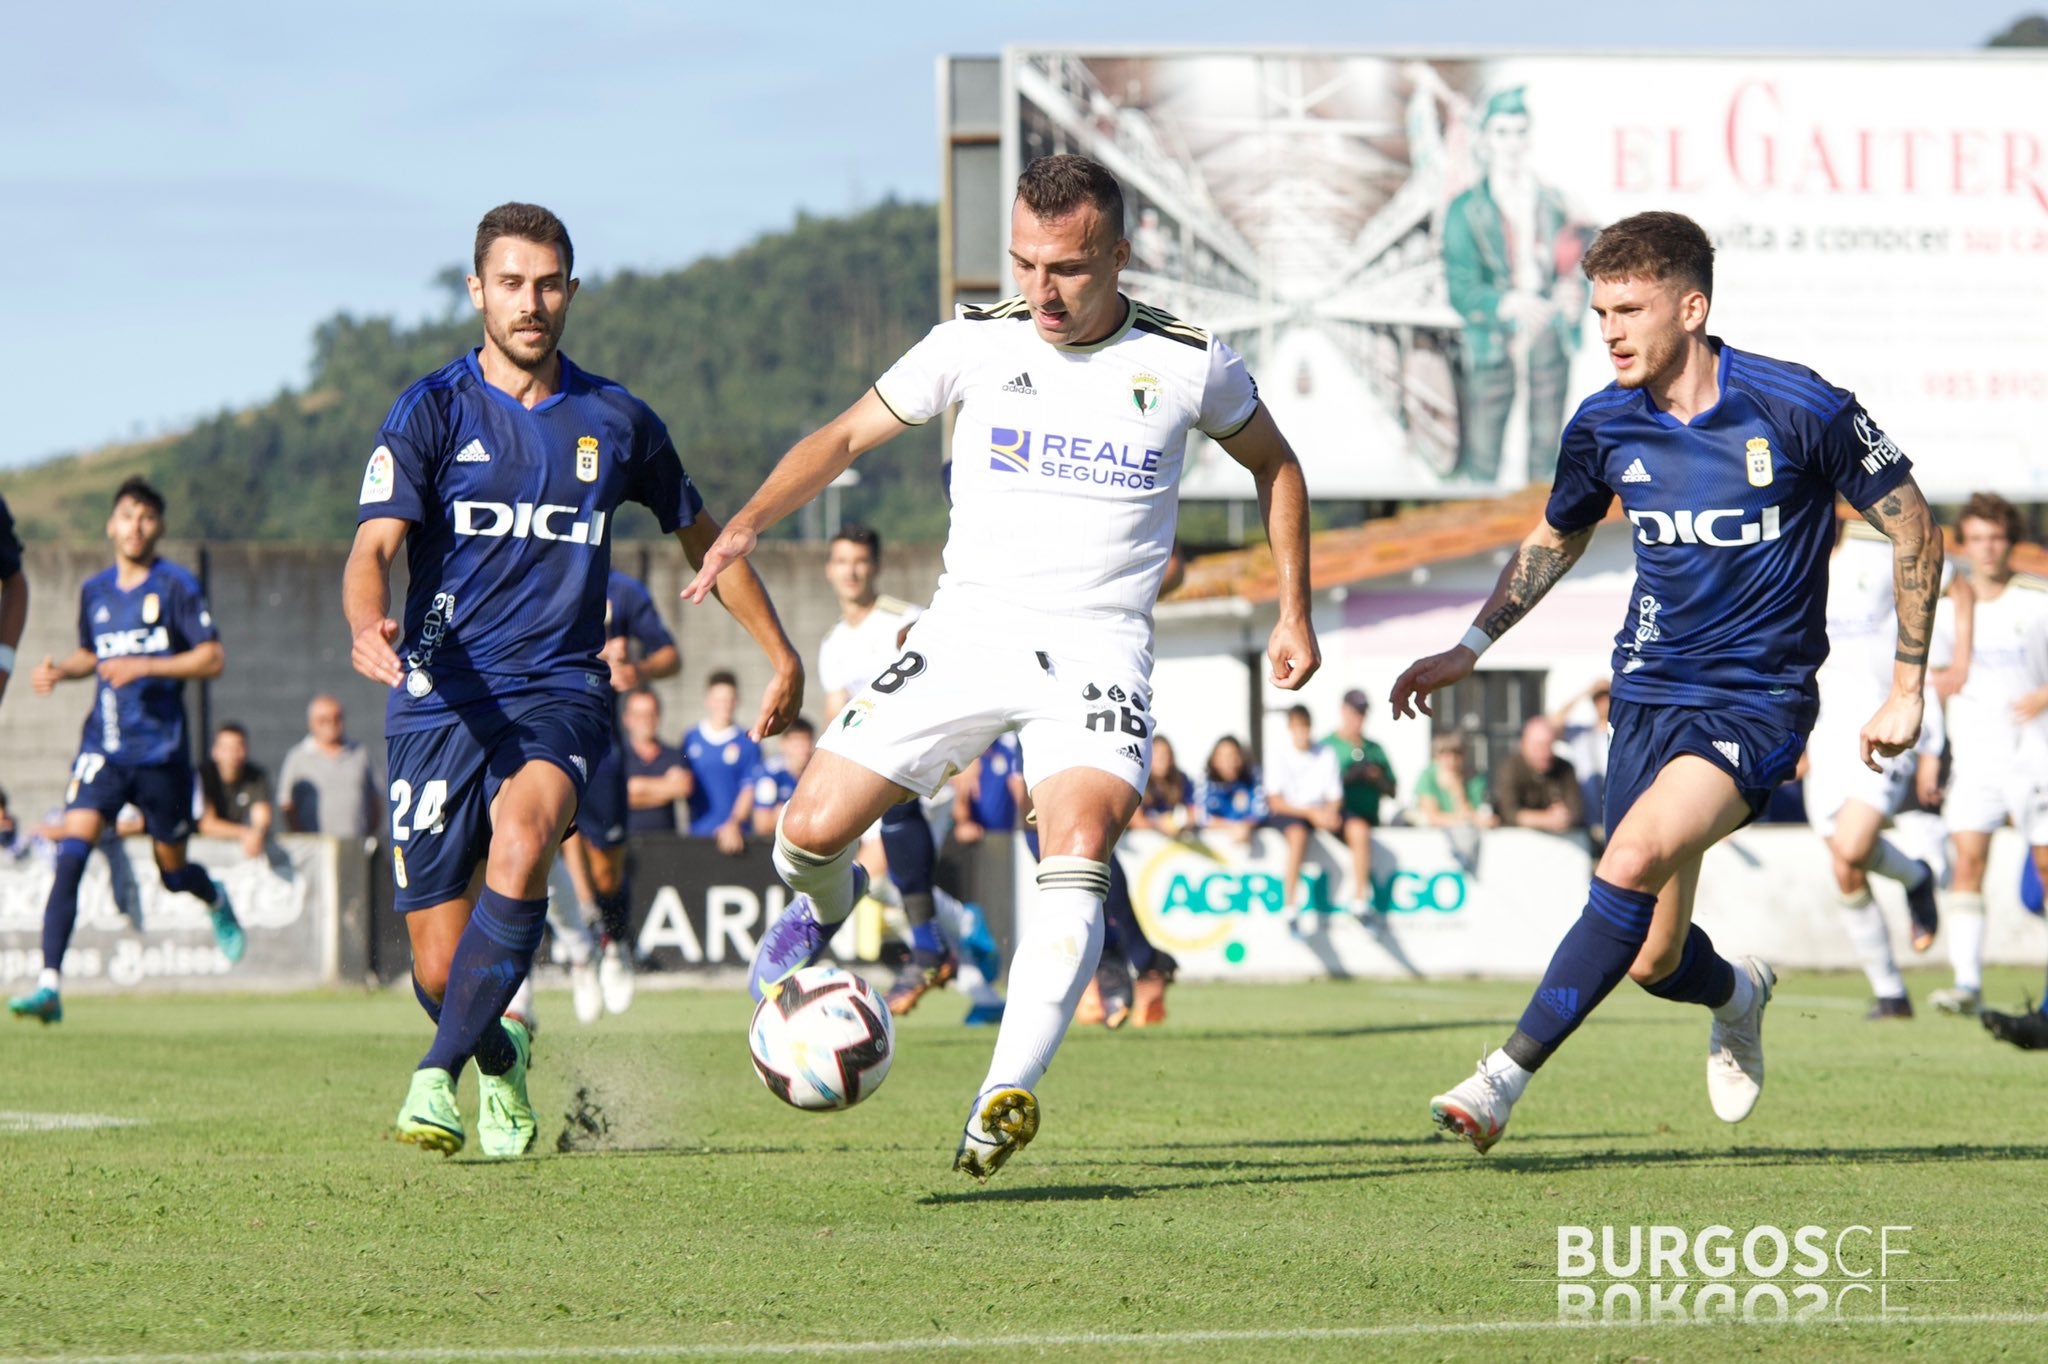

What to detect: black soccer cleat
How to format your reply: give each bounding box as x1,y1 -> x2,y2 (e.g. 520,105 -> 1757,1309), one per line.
1867,994 -> 1914,1021
1982,1008 -> 2048,1052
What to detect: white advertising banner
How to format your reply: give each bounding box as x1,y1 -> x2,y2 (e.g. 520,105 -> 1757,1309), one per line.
1111,826 -> 2046,982
1006,49 -> 2048,500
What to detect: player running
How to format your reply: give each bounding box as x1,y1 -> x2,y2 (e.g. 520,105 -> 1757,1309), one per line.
1393,211 -> 1939,1152
1806,520 -> 1970,1018
687,154 -> 1317,1180
346,202 -> 801,1157
10,477 -> 245,1025
1930,493 -> 2048,1017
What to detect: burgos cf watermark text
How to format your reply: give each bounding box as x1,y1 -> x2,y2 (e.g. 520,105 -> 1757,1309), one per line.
1554,1224 -> 1935,1323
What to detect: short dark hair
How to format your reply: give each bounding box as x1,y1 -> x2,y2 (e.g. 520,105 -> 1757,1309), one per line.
473,202 -> 574,279
1959,491 -> 2025,543
1581,210 -> 1714,301
831,523 -> 882,565
785,717 -> 815,738
113,475 -> 165,516
216,721 -> 248,742
707,669 -> 739,691
1287,704 -> 1313,725
1016,154 -> 1125,240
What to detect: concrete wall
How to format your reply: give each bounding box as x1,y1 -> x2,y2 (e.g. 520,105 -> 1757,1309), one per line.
0,539 -> 944,825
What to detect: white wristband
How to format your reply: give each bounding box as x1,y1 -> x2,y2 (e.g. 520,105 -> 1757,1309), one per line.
1459,626 -> 1492,659
0,643 -> 15,674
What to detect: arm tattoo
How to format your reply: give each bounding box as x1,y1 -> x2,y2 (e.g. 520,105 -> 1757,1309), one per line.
1477,531 -> 1588,640
1859,482 -> 1939,668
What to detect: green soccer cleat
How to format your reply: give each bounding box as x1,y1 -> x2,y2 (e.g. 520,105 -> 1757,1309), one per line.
476,1018 -> 537,1158
209,879 -> 246,963
7,986 -> 63,1025
393,1067 -> 464,1155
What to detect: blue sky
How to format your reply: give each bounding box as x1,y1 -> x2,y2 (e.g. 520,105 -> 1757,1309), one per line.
5,0 -> 2038,468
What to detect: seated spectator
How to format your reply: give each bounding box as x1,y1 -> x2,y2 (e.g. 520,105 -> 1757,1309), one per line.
953,731 -> 1024,845
1198,736 -> 1265,843
1494,715 -> 1585,837
622,688 -> 691,835
1412,733 -> 1495,867
197,722 -> 272,858
1264,705 -> 1344,911
1323,689 -> 1396,914
750,717 -> 815,837
1548,678 -> 1611,840
278,694 -> 378,838
1130,734 -> 1195,836
684,670 -> 760,855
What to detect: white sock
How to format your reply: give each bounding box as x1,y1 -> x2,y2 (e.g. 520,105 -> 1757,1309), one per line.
1867,838 -> 1928,887
1481,1048 -> 1533,1104
505,975 -> 536,1026
38,968 -> 59,992
978,857 -> 1107,1096
1837,890 -> 1906,998
1712,966 -> 1756,1022
772,812 -> 862,925
1947,892 -> 1987,992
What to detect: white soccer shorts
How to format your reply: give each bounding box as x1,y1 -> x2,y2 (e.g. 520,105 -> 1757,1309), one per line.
816,623 -> 1155,800
1803,734 -> 1915,839
1944,755 -> 2048,843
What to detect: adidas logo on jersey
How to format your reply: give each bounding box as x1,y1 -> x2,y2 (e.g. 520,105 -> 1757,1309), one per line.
1712,740 -> 1742,767
1621,458 -> 1652,484
93,606 -> 111,624
455,439 -> 491,464
1000,372 -> 1037,395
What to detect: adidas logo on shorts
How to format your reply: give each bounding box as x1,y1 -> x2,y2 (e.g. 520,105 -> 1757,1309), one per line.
1117,742 -> 1143,764
1620,457 -> 1652,484
1000,371 -> 1036,395
455,439 -> 492,464
1712,739 -> 1742,767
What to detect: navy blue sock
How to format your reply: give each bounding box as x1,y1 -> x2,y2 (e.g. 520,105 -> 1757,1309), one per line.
472,1018 -> 518,1076
879,801 -> 935,896
411,972 -> 443,1024
1504,877 -> 1657,1071
1640,923 -> 1737,1008
160,863 -> 218,905
1102,856 -> 1155,975
419,888 -> 545,1076
41,838 -> 92,973
595,888 -> 631,944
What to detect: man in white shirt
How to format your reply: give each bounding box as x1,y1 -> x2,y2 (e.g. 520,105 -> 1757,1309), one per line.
1263,704 -> 1343,916
687,154 -> 1318,1180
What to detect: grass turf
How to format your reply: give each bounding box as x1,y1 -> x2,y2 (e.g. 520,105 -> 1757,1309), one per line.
2,968 -> 2045,1362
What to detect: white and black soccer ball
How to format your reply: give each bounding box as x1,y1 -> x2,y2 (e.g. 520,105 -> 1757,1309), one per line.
748,965 -> 895,1111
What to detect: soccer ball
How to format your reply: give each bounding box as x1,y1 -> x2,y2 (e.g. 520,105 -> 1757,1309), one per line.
748,965 -> 895,1111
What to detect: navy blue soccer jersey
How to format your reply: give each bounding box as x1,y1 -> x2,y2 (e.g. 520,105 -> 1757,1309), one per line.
604,571 -> 675,658
75,560 -> 217,766
358,350 -> 704,735
0,493 -> 22,580
1546,340 -> 1913,719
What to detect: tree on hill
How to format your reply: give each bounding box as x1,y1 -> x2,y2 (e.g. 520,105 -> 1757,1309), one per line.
1989,13 -> 2048,43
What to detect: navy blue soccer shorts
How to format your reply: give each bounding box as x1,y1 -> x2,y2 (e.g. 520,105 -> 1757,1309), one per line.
1604,698 -> 1810,834
572,734 -> 629,852
64,747 -> 195,844
384,693 -> 610,912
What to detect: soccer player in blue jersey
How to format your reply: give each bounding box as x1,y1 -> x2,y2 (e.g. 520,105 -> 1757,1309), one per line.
345,202 -> 802,1157
10,478 -> 245,1025
551,569 -> 680,1021
683,670 -> 761,853
1391,212 -> 1941,1152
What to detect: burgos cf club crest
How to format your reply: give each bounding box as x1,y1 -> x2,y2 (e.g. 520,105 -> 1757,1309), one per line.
1745,437 -> 1773,488
576,435 -> 600,483
1131,372 -> 1162,416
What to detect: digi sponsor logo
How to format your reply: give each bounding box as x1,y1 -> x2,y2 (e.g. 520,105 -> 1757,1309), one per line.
985,427 -> 1164,490
1629,505 -> 1782,547
1553,1224 -> 1931,1323
95,626 -> 170,659
453,501 -> 608,545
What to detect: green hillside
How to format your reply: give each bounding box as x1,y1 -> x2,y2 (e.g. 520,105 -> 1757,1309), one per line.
8,201 -> 948,544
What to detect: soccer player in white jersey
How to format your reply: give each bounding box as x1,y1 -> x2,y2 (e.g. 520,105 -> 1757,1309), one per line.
1931,492 -> 2048,1016
1806,521 -> 1971,1017
686,154 -> 1318,1179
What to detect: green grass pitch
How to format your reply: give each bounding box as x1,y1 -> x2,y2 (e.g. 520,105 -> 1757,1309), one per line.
3,968 -> 2046,1362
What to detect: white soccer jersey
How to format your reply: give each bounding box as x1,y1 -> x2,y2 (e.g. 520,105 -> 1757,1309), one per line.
1947,573 -> 2048,760
873,294 -> 1259,669
819,595 -> 923,703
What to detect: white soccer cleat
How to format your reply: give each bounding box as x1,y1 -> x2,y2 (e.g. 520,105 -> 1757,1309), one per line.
952,1086 -> 1039,1182
1429,1061 -> 1513,1154
1929,986 -> 1981,1017
1708,956 -> 1776,1123
599,941 -> 636,1016
571,956 -> 603,1025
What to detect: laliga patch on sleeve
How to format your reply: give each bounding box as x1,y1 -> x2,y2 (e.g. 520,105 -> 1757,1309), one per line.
361,446 -> 395,504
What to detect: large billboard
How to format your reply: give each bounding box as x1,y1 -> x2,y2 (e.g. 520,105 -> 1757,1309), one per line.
1002,49 -> 2048,500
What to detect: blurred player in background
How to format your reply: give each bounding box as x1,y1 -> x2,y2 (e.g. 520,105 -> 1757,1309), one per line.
10,477 -> 244,1025
0,492 -> 25,710
346,202 -> 801,1157
547,568 -> 680,1024
1394,212 -> 1939,1152
1805,520 -> 1969,1019
1931,493 -> 2048,1017
691,154 -> 1316,1179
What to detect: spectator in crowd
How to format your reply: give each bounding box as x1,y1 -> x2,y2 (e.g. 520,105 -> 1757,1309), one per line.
1548,679 -> 1612,842
1323,689 -> 1396,913
1199,735 -> 1266,843
623,688 -> 691,835
1494,714 -> 1586,838
952,732 -> 1024,845
1265,705 -> 1345,911
750,717 -> 815,837
684,669 -> 760,855
0,787 -> 22,857
1130,734 -> 1196,836
278,694 -> 378,838
197,722 -> 272,858
1413,732 -> 1495,866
